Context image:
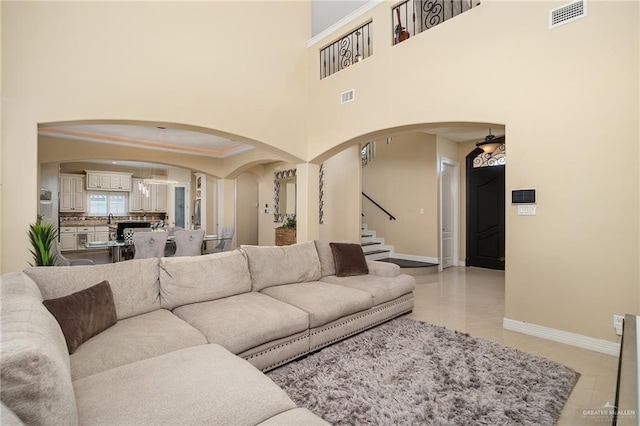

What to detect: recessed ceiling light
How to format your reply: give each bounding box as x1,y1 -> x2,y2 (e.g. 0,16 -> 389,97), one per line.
111,161 -> 117,164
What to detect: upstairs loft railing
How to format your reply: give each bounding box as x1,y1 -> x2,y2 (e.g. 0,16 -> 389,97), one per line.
320,21 -> 372,80
393,0 -> 480,45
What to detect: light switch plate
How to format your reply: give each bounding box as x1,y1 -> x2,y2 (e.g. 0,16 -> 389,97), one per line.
517,205 -> 536,216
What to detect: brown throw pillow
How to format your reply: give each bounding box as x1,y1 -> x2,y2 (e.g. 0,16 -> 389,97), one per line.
330,242 -> 369,277
43,280 -> 117,354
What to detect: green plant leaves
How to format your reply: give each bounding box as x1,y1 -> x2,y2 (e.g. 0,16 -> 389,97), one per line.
28,221 -> 58,266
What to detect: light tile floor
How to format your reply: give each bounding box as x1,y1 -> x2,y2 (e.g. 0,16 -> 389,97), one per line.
407,266 -> 619,426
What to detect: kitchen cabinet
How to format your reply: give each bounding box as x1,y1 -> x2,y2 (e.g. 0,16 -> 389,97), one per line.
85,171 -> 132,191
75,226 -> 95,251
60,175 -> 86,212
153,184 -> 167,212
94,226 -> 110,243
59,227 -> 77,251
60,226 -> 105,251
130,179 -> 167,212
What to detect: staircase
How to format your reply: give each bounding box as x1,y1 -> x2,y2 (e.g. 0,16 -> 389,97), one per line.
361,224 -> 394,260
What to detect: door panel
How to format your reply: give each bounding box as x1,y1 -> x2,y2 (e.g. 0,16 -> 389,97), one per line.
466,150 -> 505,270
441,162 -> 456,269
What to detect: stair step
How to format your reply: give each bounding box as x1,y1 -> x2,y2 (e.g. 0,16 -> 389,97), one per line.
364,249 -> 391,256
361,242 -> 381,246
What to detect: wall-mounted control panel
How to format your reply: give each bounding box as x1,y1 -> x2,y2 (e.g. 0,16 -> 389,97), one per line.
512,189 -> 536,204
513,189 -> 536,216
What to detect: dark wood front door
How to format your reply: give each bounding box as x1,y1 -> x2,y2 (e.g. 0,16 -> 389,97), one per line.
466,148 -> 505,270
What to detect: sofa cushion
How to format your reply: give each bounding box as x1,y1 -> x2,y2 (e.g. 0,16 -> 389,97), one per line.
314,240 -> 359,277
70,309 -> 207,381
242,242 -> 321,291
25,258 -> 161,320
159,250 -> 251,310
0,272 -> 78,426
173,292 -> 309,354
261,282 -> 373,328
320,274 -> 416,305
330,242 -> 369,277
258,408 -> 330,425
73,344 -> 299,426
43,280 -> 117,354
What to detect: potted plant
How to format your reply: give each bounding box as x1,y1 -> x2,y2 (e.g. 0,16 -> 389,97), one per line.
27,216 -> 58,266
276,216 -> 297,246
282,217 -> 296,229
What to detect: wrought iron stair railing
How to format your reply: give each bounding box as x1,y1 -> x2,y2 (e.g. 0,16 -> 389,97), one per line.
362,192 -> 396,221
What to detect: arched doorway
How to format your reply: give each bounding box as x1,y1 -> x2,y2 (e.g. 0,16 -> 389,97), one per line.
466,142 -> 506,270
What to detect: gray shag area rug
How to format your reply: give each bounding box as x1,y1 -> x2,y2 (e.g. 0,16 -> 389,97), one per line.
267,317 -> 580,425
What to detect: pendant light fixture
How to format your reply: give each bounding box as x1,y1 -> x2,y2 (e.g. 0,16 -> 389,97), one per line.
476,129 -> 504,155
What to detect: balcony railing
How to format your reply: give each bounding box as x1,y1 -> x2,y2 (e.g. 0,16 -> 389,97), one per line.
393,0 -> 480,45
320,21 -> 373,80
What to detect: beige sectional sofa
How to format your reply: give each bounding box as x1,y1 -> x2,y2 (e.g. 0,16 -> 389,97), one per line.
0,241 -> 415,425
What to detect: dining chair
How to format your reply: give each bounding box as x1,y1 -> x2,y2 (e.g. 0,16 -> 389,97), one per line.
208,227 -> 235,254
52,240 -> 95,266
174,230 -> 205,257
132,231 -> 167,259
122,227 -> 152,260
163,227 -> 183,256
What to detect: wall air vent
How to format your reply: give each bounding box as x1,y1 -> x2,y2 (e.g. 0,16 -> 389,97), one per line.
550,0 -> 586,29
341,89 -> 355,104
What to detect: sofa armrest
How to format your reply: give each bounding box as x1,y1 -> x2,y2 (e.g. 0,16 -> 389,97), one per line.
366,260 -> 400,277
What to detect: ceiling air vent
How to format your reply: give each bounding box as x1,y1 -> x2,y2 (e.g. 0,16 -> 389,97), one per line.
550,0 -> 586,29
341,89 -> 355,104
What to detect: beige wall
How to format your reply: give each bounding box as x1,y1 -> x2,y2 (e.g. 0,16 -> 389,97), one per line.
306,1 -> 639,341
318,145 -> 362,242
1,0 -> 639,344
362,134 -> 438,258
1,1 -> 310,271
236,173 -> 259,246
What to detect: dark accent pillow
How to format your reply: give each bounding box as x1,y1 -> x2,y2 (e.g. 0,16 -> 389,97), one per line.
43,280 -> 117,354
330,242 -> 369,277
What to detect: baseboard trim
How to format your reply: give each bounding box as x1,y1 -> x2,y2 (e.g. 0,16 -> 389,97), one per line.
457,260 -> 466,267
389,253 -> 439,264
503,318 -> 620,356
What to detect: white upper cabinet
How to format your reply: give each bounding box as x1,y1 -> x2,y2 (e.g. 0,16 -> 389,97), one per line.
60,174 -> 86,212
130,179 -> 166,212
85,171 -> 132,191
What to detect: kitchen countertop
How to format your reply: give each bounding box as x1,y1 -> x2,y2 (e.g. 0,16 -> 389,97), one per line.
61,219 -> 160,227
